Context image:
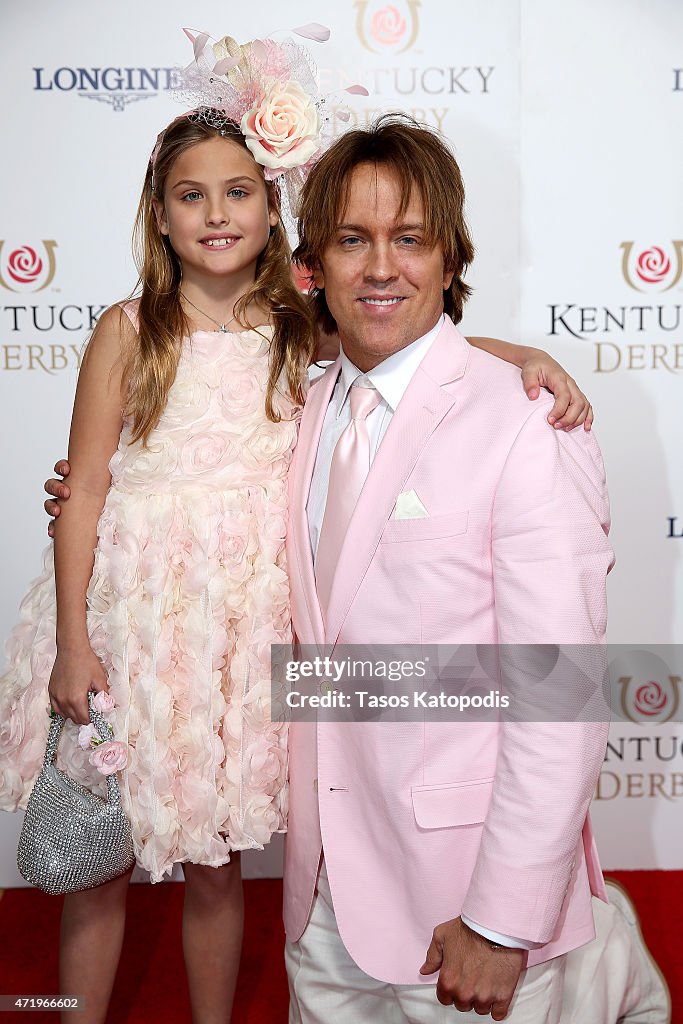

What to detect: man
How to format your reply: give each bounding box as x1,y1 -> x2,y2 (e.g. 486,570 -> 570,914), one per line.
44,117 -> 669,1022
280,115 -> 612,1023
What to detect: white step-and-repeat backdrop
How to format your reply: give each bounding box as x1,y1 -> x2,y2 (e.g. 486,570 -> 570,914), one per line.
1,0 -> 681,882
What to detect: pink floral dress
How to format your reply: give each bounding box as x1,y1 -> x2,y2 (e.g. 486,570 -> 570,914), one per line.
0,304 -> 299,881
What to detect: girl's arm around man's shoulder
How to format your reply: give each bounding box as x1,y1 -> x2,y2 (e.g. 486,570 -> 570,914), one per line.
467,335 -> 593,431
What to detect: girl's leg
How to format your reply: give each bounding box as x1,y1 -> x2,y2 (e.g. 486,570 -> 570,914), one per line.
182,856 -> 244,1024
59,867 -> 133,1024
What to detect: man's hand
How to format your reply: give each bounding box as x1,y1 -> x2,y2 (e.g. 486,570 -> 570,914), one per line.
520,350 -> 593,431
420,917 -> 525,1019
44,459 -> 71,537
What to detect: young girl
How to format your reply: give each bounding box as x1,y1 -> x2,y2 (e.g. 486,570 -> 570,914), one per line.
0,92 -> 317,1020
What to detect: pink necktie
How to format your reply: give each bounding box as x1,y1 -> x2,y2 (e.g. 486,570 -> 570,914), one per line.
315,383 -> 382,617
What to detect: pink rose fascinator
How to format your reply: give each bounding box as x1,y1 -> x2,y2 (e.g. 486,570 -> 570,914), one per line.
151,23 -> 368,217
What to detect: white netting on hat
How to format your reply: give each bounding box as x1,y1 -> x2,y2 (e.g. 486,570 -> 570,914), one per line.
175,37 -> 319,127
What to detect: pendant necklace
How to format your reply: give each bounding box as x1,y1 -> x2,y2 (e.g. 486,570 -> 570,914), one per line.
181,292 -> 237,333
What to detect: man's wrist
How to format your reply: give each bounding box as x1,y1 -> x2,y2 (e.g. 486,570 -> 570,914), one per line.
463,920 -> 507,950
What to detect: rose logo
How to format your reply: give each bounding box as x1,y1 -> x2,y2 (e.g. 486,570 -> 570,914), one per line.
370,5 -> 407,46
613,652 -> 683,724
620,240 -> 683,292
7,246 -> 43,285
356,0 -> 421,55
636,246 -> 671,285
0,240 -> 58,292
633,680 -> 667,717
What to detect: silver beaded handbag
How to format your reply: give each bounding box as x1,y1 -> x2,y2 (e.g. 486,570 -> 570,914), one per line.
17,693 -> 135,894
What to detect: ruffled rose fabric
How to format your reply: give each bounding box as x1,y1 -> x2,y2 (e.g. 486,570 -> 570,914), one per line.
0,317 -> 301,882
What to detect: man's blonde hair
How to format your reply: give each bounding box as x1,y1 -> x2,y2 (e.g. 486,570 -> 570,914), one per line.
294,115 -> 475,334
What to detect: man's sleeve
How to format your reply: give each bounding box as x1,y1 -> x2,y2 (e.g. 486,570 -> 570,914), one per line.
461,402 -> 614,944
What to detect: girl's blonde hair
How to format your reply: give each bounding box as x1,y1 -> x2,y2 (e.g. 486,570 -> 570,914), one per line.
126,113 -> 315,445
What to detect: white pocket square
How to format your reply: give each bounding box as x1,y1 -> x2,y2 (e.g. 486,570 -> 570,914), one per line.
394,490 -> 429,520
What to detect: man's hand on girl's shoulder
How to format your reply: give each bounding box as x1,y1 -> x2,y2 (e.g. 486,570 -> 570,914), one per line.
45,459 -> 71,537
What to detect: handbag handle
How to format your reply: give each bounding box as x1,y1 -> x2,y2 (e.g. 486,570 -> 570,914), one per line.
45,692 -> 123,807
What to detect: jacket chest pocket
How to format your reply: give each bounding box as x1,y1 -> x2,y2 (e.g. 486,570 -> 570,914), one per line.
382,510 -> 469,545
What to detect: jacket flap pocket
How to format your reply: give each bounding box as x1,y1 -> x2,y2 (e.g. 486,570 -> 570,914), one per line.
411,777 -> 494,829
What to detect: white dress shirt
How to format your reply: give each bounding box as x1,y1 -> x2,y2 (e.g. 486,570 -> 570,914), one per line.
307,315 -> 444,559
306,315 -> 535,952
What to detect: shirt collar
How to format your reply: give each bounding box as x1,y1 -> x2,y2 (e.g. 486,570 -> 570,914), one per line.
336,314 -> 445,417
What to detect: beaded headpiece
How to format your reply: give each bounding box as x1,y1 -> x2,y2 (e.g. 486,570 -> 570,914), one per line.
150,23 -> 367,217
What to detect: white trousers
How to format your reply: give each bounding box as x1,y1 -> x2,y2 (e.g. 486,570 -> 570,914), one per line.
286,870 -> 670,1024
286,862 -> 564,1024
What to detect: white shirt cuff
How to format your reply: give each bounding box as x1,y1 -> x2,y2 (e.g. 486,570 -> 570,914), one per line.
460,915 -> 540,950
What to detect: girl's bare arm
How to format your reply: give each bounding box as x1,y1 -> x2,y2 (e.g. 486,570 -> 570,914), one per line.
467,337 -> 593,431
50,306 -> 131,724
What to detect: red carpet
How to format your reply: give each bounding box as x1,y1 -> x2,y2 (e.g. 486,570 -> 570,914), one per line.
0,872 -> 679,1023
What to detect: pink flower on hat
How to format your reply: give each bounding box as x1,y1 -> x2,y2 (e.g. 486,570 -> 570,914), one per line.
241,79 -> 320,173
89,740 -> 128,776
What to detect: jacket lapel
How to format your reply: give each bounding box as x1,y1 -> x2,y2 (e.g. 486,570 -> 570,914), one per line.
324,321 -> 470,645
290,360 -> 341,647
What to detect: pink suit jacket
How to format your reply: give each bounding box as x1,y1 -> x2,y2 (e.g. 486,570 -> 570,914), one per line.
284,318 -> 613,984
